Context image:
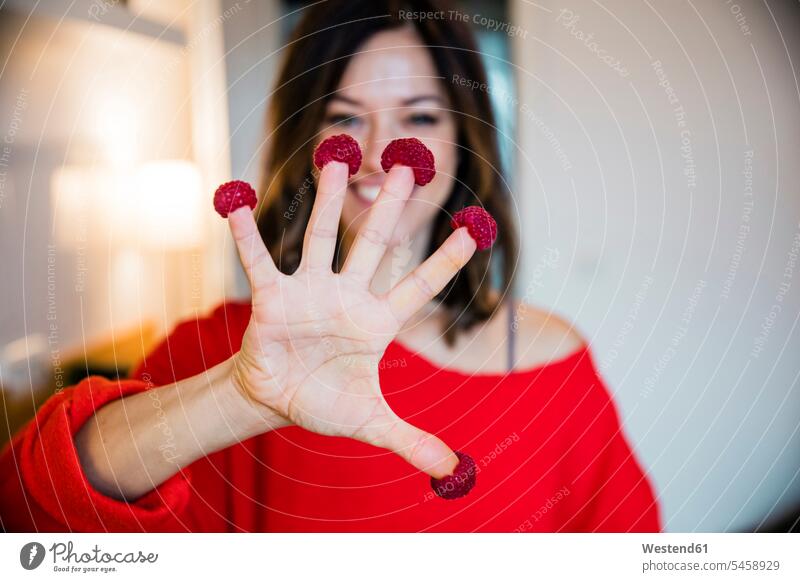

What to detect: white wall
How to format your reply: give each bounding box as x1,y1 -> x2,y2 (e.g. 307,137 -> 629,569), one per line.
220,0 -> 284,299
510,0 -> 800,531
0,10 -> 193,348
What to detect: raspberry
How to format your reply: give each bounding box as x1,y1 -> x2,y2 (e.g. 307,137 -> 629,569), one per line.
450,206 -> 497,251
430,451 -> 477,500
380,137 -> 435,186
213,180 -> 257,218
313,134 -> 362,176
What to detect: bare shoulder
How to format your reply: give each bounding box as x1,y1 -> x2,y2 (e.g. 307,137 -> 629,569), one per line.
509,299 -> 587,369
394,293 -> 587,374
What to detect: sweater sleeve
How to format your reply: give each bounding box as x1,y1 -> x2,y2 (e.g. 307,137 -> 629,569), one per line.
0,376 -> 193,532
562,353 -> 663,532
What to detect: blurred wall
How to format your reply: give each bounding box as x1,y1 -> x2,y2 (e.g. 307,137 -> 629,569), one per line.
0,10 -> 193,349
0,1 -> 233,388
511,0 -> 800,531
220,0 -> 284,299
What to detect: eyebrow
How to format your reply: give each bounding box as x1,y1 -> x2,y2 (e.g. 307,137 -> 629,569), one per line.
329,94 -> 444,107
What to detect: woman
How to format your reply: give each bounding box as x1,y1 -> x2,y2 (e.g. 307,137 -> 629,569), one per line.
0,0 -> 661,532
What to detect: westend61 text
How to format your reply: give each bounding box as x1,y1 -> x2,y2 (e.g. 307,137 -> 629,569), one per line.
642,543 -> 708,554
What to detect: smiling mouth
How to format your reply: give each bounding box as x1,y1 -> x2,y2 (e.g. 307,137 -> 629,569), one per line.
351,182 -> 421,205
353,184 -> 381,204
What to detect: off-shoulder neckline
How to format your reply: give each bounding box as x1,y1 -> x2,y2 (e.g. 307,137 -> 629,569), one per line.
388,339 -> 590,381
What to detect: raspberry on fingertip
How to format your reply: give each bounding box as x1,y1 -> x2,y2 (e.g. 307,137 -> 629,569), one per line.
430,451 -> 477,500
380,137 -> 436,186
313,134 -> 362,176
214,180 -> 257,218
450,206 -> 497,251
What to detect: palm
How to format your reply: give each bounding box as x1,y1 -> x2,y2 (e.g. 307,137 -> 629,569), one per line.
244,272 -> 399,440
228,161 -> 476,477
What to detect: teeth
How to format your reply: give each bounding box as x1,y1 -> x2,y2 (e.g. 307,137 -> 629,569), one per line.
356,185 -> 381,203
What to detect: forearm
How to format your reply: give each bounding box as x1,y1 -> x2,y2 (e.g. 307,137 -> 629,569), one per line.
74,354 -> 288,501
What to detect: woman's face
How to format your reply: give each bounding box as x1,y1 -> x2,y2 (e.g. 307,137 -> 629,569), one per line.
316,26 -> 458,249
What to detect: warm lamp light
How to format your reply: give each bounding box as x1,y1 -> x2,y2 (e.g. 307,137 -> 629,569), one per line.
51,160 -> 204,251
50,160 -> 208,332
133,160 -> 204,250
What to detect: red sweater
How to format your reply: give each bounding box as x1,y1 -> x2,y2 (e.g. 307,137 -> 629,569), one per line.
0,301 -> 661,532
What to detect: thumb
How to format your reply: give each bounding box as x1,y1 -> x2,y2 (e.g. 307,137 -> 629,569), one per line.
378,416 -> 459,479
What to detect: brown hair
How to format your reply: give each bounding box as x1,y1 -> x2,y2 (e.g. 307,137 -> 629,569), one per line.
256,0 -> 517,346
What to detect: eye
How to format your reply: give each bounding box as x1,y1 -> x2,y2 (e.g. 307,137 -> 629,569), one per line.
325,113 -> 361,128
406,113 -> 439,126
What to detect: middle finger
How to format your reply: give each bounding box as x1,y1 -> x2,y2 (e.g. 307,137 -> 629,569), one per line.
340,165 -> 415,284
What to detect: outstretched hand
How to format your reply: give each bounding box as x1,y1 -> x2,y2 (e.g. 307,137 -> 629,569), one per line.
227,160 -> 476,479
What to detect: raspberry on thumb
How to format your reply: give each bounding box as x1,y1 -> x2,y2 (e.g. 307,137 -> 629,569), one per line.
430,451 -> 477,500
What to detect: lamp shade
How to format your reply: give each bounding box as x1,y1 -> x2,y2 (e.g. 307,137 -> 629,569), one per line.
133,160 -> 204,250
52,160 -> 204,251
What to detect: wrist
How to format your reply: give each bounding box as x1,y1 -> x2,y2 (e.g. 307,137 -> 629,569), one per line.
216,355 -> 290,439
